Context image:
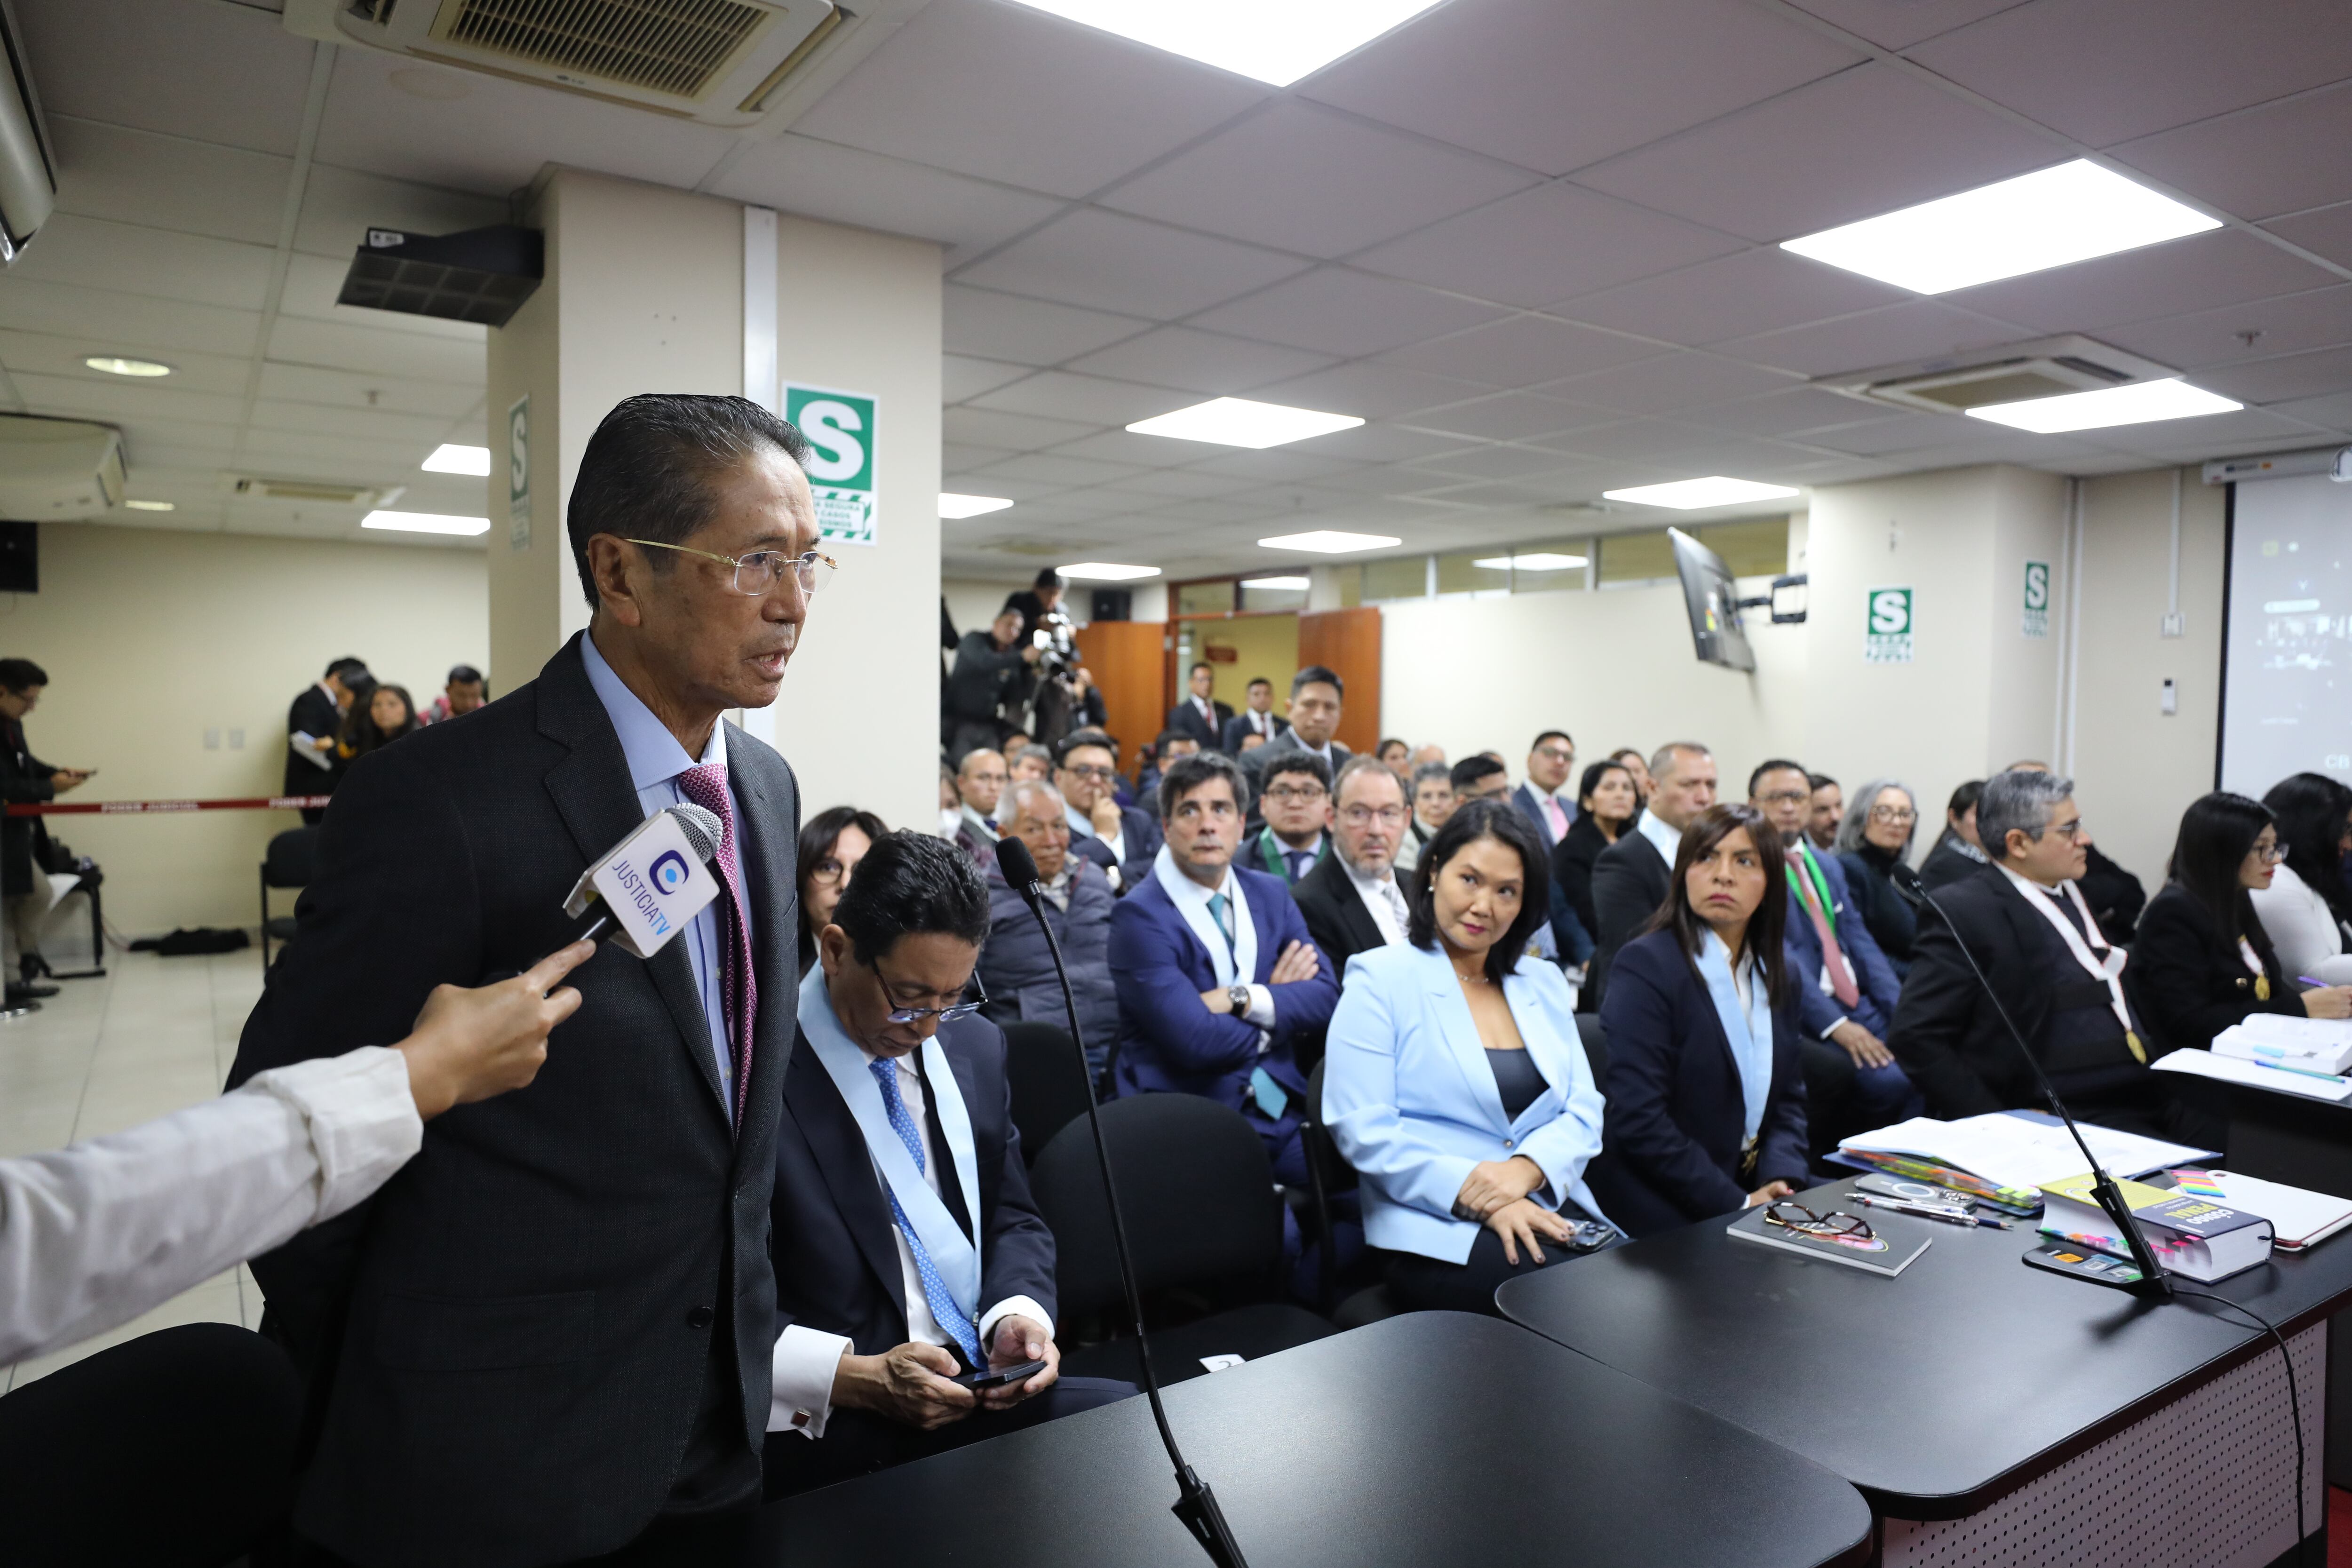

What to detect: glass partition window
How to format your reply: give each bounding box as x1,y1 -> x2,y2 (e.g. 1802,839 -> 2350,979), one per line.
1360,556 -> 1429,603
1175,579 -> 1238,616
1597,529 -> 1677,585
1493,540 -> 1590,594
1435,550 -> 1512,596
1698,517 -> 1793,579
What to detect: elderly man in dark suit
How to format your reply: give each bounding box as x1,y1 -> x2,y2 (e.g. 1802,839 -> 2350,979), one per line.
1587,741 -> 1717,1009
230,394 -> 824,1567
766,831 -> 1130,1498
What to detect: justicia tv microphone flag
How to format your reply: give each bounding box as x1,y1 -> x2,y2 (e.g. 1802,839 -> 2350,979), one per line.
561,807 -> 723,959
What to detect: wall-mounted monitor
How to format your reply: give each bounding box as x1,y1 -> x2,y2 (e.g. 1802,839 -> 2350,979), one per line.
1669,526 -> 1755,673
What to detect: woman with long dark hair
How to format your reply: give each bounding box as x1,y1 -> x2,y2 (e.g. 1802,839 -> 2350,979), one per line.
2251,772 -> 2352,986
1586,803 -> 1812,1238
2130,791 -> 2352,1057
334,682 -> 415,772
796,806 -> 886,972
1550,759 -> 1639,975
1322,799 -> 1616,1314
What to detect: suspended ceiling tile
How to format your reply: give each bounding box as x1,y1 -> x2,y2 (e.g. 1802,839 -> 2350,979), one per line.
236,425 -> 462,474
942,287 -> 1152,367
294,165 -> 509,261
255,361 -> 485,419
1355,182 -> 1744,308
0,279 -> 262,360
1065,326 -> 1337,396
1542,351 -> 1799,416
1397,392 -> 1596,443
48,118 -> 291,247
967,370 -> 1192,426
2266,391 -> 2352,434
1186,448 -> 1367,482
709,135 -> 1066,260
1775,0 -> 2022,50
0,327 -> 250,394
2264,204 -> 2352,271
1940,228 -> 2338,335
1542,417 -> 1719,460
1381,315 -> 1665,389
2107,82 -> 2352,223
1280,422 -> 1474,463
1406,443 -> 1596,481
1247,360 -> 1492,421
266,316 -> 486,385
954,208 -> 1311,321
1300,0 -> 1859,176
7,369 -> 246,426
791,0 -> 1265,199
941,405 -> 1102,451
1095,470 -> 1265,499
970,452 -> 1151,488
1188,268 -> 1509,358
15,0 -> 320,156
6,215 -> 274,311
2197,343 -> 2352,405
1715,300 -> 2028,378
1549,246 -> 1911,346
1797,410 -> 2030,457
1572,64 -> 2059,244
1046,429 -> 1211,468
1672,386 -> 1904,439
248,397 -> 456,446
2099,286 -> 2352,372
943,355 -> 1035,403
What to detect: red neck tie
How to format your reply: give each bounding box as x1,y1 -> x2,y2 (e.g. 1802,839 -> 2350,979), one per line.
677,763 -> 756,1130
1788,848 -> 1859,1007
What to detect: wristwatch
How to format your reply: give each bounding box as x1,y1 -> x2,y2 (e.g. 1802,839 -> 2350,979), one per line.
1226,982 -> 1253,1015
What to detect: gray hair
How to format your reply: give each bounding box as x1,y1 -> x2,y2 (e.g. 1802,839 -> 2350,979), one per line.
1410,760 -> 1452,792
1977,769 -> 2074,860
1835,778 -> 1918,858
1003,777 -> 1066,821
1335,753 -> 1405,805
1012,743 -> 1053,770
1649,740 -> 1711,784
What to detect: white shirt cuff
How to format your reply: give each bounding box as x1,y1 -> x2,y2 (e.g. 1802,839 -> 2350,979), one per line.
1820,1016 -> 1849,1040
977,1296 -> 1056,1356
245,1046 -> 422,1226
1244,984 -> 1274,1029
768,1325 -> 853,1439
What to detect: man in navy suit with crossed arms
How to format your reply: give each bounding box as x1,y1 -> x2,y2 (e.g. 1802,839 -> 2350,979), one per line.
1109,749 -> 1337,1184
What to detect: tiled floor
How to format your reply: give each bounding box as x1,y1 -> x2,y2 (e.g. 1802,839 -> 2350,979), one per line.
0,944 -> 271,1391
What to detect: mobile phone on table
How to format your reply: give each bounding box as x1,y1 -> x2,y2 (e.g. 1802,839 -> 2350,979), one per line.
954,1358 -> 1046,1390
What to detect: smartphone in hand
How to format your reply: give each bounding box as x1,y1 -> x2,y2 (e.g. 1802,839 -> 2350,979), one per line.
953,1358 -> 1045,1390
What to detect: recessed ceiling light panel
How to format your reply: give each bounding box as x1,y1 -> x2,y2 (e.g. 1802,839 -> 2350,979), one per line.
1601,478 -> 1800,510
123,499 -> 175,512
1258,530 -> 1402,554
1241,575 -> 1311,590
362,510 -> 492,536
1059,561 -> 1162,581
1002,0 -> 1445,87
84,355 -> 172,377
1128,397 -> 1364,450
1964,377 -> 2242,434
422,443 -> 493,476
939,493 -> 1016,519
1781,159 -> 2220,295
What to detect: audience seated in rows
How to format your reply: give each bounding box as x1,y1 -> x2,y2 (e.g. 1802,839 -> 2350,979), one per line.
1238,666 -> 1350,794
1512,731 -> 1578,850
1166,662 -> 1231,749
1919,779 -> 1989,890
1250,750 -> 1333,886
1589,741 -> 1718,1008
1133,730 -> 1198,820
1399,760 -> 1454,874
2005,760 -> 2146,943
767,832 -> 1131,1498
1221,675 -> 1289,752
2128,791 -> 2352,1062
1109,752 -> 1335,1186
1409,742 -> 1446,772
1293,756 -> 1414,979
2251,772 -> 2352,985
1609,747 -> 1653,806
1449,754 -> 1509,805
1833,780 -> 1921,978
1321,800 -> 1615,1316
797,806 -> 884,972
1551,759 -> 1638,971
1007,744 -> 1052,785
953,748 -> 1008,855
1055,729 -> 1160,889
1375,737 -> 1411,782
1590,803 -> 1812,1238
1804,773 -> 1842,853
1748,760 -> 1920,1146
978,779 -> 1120,1081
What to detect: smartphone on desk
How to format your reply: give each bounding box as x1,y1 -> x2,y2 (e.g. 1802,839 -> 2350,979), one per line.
954,1359 -> 1046,1390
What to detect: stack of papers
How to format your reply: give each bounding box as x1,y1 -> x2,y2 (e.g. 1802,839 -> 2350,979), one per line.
1841,1112 -> 2217,1195
2211,1014 -> 2352,1075
2153,1049 -> 2352,1103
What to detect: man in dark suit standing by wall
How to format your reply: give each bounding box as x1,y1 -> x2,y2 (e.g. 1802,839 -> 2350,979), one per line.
285,657 -> 367,824
766,831 -> 1129,1496
231,395 -> 821,1567
1166,661 -> 1231,749
1510,730 -> 1577,851
1587,741 -> 1716,1008
1220,675 -> 1288,752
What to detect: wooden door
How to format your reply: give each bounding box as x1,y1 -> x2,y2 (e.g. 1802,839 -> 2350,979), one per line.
1073,620 -> 1168,770
1299,606 -> 1381,758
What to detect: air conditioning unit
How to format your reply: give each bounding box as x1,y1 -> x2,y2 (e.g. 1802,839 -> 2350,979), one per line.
0,417 -> 123,518
224,475 -> 407,509
1815,335 -> 2179,416
0,0 -> 57,264
284,0 -> 850,128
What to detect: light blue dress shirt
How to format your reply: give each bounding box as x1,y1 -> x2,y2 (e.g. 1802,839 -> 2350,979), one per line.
580,631 -> 750,1113
1695,930 -> 1774,1143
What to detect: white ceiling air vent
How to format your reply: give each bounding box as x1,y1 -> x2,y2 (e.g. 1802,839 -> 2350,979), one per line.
1815,335 -> 2180,416
283,0 -> 849,127
0,416 -> 123,518
225,476 -> 407,509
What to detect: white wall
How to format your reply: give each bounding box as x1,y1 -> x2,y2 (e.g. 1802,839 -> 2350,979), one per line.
943,576 -> 1019,642
11,524 -> 487,935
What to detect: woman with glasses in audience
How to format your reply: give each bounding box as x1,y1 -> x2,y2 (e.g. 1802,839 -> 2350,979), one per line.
1322,801 -> 1617,1315
1834,779 -> 1922,978
1550,759 -> 1639,991
1586,804 -> 1812,1239
798,806 -> 886,972
2251,772 -> 2352,986
2129,792 -> 2352,1057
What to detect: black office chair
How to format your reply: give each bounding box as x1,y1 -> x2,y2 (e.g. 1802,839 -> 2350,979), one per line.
1301,1057 -> 1404,1327
258,827 -> 319,969
1574,1013 -> 1609,1083
1032,1094 -> 1337,1386
1000,1020 -> 1093,1166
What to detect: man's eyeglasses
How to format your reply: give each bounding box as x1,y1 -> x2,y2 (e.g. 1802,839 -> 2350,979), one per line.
869,958 -> 987,1025
1340,805 -> 1406,827
1534,747 -> 1574,764
1061,764 -> 1119,783
1756,789 -> 1811,807
1263,785 -> 1327,804
624,538 -> 837,597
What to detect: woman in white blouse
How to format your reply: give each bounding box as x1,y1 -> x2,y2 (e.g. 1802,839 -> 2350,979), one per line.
2251,773 -> 2352,986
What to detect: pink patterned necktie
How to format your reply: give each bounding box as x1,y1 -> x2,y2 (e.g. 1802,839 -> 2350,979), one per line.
676,763 -> 755,1130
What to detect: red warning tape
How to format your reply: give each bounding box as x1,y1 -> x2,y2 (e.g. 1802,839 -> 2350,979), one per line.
5,795 -> 333,817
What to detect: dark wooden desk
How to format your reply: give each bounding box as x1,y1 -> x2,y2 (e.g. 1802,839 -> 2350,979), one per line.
756,1313 -> 1873,1568
1499,1178 -> 2348,1565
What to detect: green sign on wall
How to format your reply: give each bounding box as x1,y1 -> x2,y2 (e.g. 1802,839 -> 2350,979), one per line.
784,383 -> 877,547
1865,586 -> 1914,664
2022,560 -> 2050,638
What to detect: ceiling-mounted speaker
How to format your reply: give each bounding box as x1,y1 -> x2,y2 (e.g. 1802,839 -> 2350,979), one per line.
337,224 -> 543,327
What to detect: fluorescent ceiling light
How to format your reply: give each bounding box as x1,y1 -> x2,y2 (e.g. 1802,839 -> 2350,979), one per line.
1473,552 -> 1586,572
1258,529 -> 1402,554
1001,0 -> 1444,87
1965,377 -> 2242,434
1059,561 -> 1161,581
1127,397 -> 1363,450
122,499 -> 175,512
362,510 -> 491,536
1241,575 -> 1311,590
939,493 -> 1015,519
84,355 -> 171,377
1781,159 -> 2221,295
422,443 -> 492,476
1602,477 -> 1800,510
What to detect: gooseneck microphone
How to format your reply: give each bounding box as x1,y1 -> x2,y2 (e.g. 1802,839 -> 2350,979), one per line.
992,836 -> 1250,1568
1890,861 -> 2170,1299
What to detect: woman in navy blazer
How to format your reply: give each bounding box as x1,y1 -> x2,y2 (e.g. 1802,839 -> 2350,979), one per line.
1588,803 -> 1812,1238
1323,801 -> 1615,1315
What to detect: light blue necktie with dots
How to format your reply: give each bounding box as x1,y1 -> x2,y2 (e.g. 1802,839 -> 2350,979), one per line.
866,1059 -> 984,1367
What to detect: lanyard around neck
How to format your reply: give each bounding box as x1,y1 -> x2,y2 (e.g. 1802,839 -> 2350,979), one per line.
2003,870 -> 2145,1062
1784,846 -> 1835,931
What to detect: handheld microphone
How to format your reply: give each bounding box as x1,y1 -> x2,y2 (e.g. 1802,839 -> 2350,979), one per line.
1890,861 -> 2170,1299
542,804 -> 726,963
992,836 -> 1251,1568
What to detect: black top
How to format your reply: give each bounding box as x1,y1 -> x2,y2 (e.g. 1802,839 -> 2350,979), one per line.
756,1313 -> 1872,1568
1836,842 -> 1919,969
1586,825 -> 1673,1009
1499,1171 -> 2352,1518
946,630 -> 1029,724
1916,831 -> 1989,891
0,714 -> 56,896
2079,844 -> 2147,946
1486,1047 -> 1547,1122
1549,810 -> 1622,942
2125,881 -> 2302,1056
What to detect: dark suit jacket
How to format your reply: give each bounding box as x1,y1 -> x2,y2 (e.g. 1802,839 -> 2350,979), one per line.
285,683 -> 341,798
229,633 -> 800,1567
1220,708 -> 1288,752
0,716 -> 56,896
1588,931 -> 1810,1237
771,1013 -> 1054,1360
1549,813 -> 1614,942
1782,844 -> 1903,1039
1511,782 -> 1569,849
1070,804 -> 1163,886
1165,697 -> 1232,748
2125,883 -> 2301,1057
1586,826 -> 1673,1008
1291,849 -> 1394,979
1237,729 -> 1350,795
1918,831 -> 1990,891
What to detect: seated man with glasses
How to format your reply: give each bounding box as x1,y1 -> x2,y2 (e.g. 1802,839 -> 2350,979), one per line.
1053,728 -> 1160,892
768,830 -> 1132,1498
978,779 -> 1120,1083
1294,756 -> 1414,979
1250,751 -> 1334,886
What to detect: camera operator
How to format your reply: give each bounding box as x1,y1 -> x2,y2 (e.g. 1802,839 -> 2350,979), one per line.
945,607 -> 1040,764
1004,573 -> 1102,749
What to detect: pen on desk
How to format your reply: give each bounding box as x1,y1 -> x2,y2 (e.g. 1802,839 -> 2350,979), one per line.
1852,1194 -> 2012,1229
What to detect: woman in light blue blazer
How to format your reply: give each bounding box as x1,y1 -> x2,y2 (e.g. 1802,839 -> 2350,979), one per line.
1322,800 -> 1618,1315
